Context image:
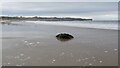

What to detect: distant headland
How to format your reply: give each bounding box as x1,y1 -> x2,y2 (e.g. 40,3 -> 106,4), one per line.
0,16 -> 92,21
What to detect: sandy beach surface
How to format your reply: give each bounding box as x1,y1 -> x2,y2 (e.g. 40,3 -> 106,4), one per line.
1,22 -> 118,66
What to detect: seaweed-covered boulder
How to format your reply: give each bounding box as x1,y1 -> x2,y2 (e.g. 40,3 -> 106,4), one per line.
56,33 -> 74,42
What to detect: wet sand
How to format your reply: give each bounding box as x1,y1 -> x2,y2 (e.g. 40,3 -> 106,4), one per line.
2,23 -> 118,66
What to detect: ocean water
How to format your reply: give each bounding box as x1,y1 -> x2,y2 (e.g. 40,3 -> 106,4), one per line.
24,20 -> 118,30
1,20 -> 118,32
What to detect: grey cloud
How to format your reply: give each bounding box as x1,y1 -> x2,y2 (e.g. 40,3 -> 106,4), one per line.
1,0 -> 120,2
1,2 -> 118,20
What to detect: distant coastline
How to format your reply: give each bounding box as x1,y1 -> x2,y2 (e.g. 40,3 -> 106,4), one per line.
0,16 -> 92,21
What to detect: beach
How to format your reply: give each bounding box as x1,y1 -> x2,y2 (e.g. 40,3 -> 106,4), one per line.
1,21 -> 118,66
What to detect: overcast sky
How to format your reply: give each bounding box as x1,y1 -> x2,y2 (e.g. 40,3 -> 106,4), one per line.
1,2 -> 118,20
1,0 -> 120,2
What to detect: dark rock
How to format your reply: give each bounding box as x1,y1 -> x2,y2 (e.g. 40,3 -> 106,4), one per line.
56,33 -> 74,42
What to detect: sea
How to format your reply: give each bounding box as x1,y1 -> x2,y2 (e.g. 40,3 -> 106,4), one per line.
1,20 -> 118,32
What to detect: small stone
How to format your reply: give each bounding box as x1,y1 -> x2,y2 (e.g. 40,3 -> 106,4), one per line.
29,43 -> 33,45
20,54 -> 24,56
36,42 -> 40,44
89,63 -> 92,65
114,49 -> 118,51
24,41 -> 28,43
7,63 -> 10,65
104,51 -> 108,53
53,59 -> 55,62
99,61 -> 103,63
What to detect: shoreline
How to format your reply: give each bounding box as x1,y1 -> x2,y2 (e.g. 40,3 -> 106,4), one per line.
1,20 -> 118,31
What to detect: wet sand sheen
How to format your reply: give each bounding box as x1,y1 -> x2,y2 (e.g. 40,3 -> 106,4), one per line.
2,23 -> 118,66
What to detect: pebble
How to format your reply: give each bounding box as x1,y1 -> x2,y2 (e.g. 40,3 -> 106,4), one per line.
36,42 -> 40,44
114,49 -> 118,51
20,54 -> 24,56
89,63 -> 92,65
104,51 -> 108,53
7,63 -> 10,65
99,61 -> 103,63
